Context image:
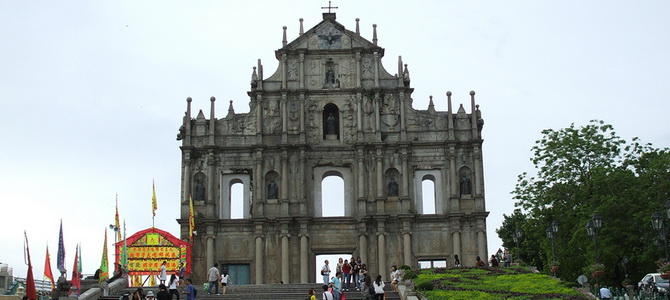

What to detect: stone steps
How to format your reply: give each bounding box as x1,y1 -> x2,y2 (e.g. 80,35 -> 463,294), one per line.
102,283 -> 401,300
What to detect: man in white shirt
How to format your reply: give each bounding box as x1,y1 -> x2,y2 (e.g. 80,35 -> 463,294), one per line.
321,284 -> 333,300
207,263 -> 220,295
321,260 -> 331,284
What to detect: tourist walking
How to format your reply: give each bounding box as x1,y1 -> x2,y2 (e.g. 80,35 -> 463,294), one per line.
168,274 -> 179,300
206,263 -> 220,295
330,272 -> 342,300
183,279 -> 195,300
220,270 -> 232,295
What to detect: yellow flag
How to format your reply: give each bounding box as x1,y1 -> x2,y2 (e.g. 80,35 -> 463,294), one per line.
152,181 -> 158,217
189,195 -> 195,241
115,196 -> 121,242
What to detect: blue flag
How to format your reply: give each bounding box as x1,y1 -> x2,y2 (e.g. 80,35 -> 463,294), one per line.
57,220 -> 66,274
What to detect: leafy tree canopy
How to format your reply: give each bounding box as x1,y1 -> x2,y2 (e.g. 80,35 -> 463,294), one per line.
498,120 -> 670,286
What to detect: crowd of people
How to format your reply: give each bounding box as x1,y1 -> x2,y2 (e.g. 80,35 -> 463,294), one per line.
318,257 -> 396,300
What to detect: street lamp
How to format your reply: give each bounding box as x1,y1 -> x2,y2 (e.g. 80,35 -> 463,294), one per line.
652,210 -> 669,260
512,228 -> 522,263
546,221 -> 558,263
586,213 -> 603,264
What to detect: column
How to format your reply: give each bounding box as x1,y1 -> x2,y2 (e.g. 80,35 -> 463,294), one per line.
374,94 -> 380,132
375,148 -> 383,197
478,230 -> 487,263
183,152 -> 191,204
356,149 -> 365,199
281,151 -> 289,214
359,234 -> 368,264
255,95 -> 263,139
377,233 -> 386,277
281,93 -> 288,136
403,233 -> 412,267
452,231 -> 461,261
207,152 -> 216,217
281,234 -> 289,283
448,151 -> 457,197
373,52 -> 379,88
300,233 -> 309,283
299,53 -> 305,89
206,236 -> 214,271
209,97 -> 216,145
473,147 -> 485,211
255,150 -> 263,216
399,91 -> 406,132
281,54 -> 287,89
255,236 -> 264,284
355,52 -> 361,88
299,150 -> 307,215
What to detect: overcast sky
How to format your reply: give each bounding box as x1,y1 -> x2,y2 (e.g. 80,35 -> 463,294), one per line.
2,0 -> 669,280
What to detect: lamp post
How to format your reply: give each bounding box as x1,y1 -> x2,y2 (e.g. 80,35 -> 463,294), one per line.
586,213 -> 603,264
512,228 -> 522,264
651,210 -> 669,260
546,221 -> 558,263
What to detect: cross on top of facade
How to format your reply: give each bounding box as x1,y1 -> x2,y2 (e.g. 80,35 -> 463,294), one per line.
321,1 -> 338,13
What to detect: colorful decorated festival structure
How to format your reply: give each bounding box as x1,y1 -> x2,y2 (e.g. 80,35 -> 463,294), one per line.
115,227 -> 191,286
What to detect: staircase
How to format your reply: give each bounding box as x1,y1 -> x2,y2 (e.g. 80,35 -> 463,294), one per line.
101,283 -> 401,300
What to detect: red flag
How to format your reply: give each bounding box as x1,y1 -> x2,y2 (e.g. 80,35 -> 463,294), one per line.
44,245 -> 55,290
24,231 -> 37,300
71,245 -> 80,293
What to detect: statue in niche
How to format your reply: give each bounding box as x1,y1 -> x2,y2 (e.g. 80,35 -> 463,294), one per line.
326,67 -> 335,86
460,174 -> 471,195
267,180 -> 278,199
194,179 -> 206,200
388,177 -> 399,197
326,113 -> 337,135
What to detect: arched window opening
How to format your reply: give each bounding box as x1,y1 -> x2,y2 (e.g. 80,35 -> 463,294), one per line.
422,177 -> 436,214
230,182 -> 244,219
321,175 -> 344,217
323,103 -> 340,140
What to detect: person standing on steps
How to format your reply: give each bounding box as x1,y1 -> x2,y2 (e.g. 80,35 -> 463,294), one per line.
220,270 -> 232,295
159,261 -> 167,285
321,260 -> 331,284
206,263 -> 220,295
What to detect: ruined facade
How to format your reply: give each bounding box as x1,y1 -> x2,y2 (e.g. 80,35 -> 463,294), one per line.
177,12 -> 488,284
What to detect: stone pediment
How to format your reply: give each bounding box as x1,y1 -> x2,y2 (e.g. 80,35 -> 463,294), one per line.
280,17 -> 380,54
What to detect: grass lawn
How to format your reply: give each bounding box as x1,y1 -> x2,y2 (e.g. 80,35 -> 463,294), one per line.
408,266 -> 587,300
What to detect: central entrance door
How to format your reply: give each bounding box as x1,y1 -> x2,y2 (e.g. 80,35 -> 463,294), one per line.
222,264 -> 250,285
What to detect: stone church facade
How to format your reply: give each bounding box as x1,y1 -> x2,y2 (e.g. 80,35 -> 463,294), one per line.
177,12 -> 488,284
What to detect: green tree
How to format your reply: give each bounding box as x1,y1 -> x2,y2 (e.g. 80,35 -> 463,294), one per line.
501,120 -> 670,285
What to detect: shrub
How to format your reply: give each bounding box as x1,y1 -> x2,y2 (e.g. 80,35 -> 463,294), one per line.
399,265 -> 411,270
403,271 -> 418,280
414,281 -> 434,291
